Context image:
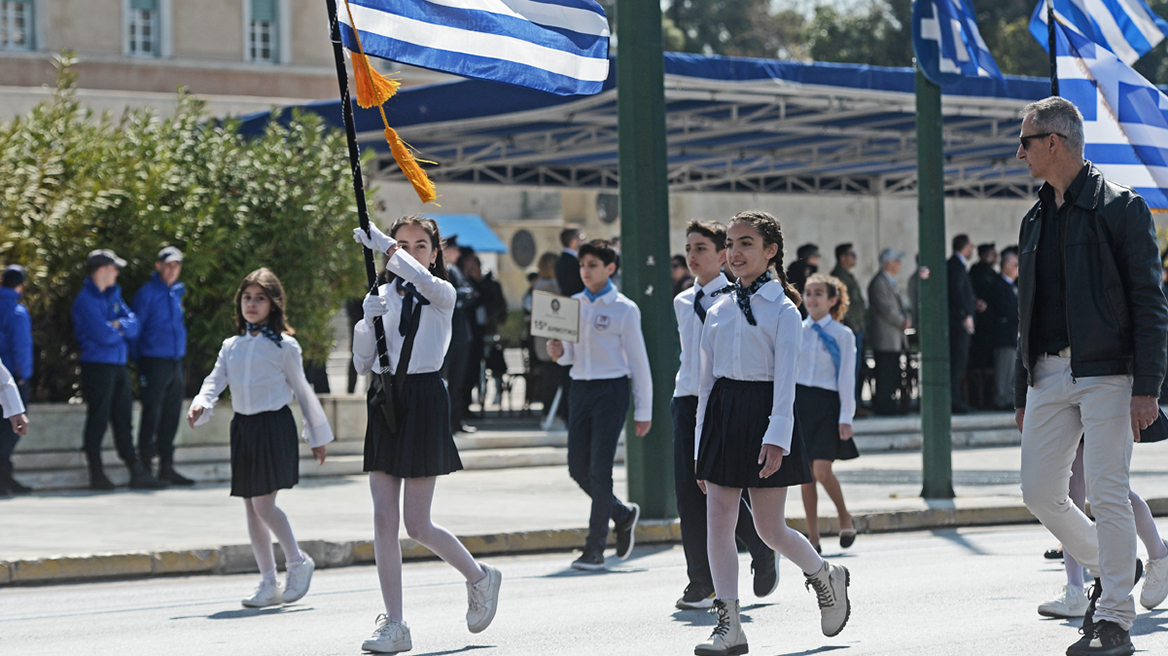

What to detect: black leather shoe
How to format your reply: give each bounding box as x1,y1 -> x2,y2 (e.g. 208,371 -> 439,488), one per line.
1045,547 -> 1065,560
89,466 -> 115,491
128,462 -> 168,490
570,548 -> 605,571
159,464 -> 195,486
614,502 -> 640,560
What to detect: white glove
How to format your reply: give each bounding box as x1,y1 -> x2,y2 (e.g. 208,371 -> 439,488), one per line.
363,293 -> 389,326
353,224 -> 396,254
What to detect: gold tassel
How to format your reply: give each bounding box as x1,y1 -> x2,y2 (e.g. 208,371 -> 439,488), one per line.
351,51 -> 400,109
385,127 -> 437,204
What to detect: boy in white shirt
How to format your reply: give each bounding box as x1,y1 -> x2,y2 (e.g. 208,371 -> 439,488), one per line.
547,239 -> 652,571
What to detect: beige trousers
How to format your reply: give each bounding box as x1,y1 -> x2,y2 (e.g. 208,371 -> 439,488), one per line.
1020,355 -> 1137,629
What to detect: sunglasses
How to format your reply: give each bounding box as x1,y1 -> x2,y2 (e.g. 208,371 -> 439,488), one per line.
1019,132 -> 1066,149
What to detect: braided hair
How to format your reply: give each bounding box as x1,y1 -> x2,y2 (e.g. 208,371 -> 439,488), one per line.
728,210 -> 801,306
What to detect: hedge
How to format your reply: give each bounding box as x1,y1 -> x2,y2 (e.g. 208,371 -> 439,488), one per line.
0,53 -> 367,401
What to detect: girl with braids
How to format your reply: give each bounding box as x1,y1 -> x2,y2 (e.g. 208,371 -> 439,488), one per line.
693,210 -> 851,656
797,273 -> 860,554
353,216 -> 502,654
188,268 -> 334,609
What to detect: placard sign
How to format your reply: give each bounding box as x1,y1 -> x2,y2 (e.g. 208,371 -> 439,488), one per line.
530,291 -> 580,343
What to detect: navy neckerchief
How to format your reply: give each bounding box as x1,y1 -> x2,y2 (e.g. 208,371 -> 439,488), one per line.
583,279 -> 614,303
810,318 -> 841,376
245,321 -> 283,348
396,279 -> 430,336
731,271 -> 771,326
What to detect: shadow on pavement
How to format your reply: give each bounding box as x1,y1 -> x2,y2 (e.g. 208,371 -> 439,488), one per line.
412,646 -> 494,656
927,527 -> 990,555
1132,609 -> 1168,637
199,605 -> 315,620
770,646 -> 849,656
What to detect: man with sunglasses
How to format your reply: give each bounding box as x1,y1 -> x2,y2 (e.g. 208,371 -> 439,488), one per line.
1014,96 -> 1168,656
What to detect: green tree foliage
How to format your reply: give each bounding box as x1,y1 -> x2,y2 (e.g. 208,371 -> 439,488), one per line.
664,0 -> 808,59
0,54 -> 366,401
805,0 -> 912,67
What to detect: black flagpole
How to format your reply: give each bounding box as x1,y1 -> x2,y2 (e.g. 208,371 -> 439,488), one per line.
1048,0 -> 1059,96
323,0 -> 392,373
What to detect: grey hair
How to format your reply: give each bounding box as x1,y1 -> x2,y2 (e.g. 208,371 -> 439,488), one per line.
1021,97 -> 1085,159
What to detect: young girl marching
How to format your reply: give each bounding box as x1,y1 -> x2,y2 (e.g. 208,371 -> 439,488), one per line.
352,216 -> 502,654
797,273 -> 860,554
694,210 -> 851,656
187,268 -> 333,608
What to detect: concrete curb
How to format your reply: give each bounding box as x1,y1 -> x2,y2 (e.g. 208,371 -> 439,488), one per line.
0,499 -> 1064,587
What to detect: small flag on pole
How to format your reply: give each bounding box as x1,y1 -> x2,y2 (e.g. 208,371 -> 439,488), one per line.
912,0 -> 1003,86
338,0 -> 611,97
1029,0 -> 1168,65
1055,21 -> 1168,208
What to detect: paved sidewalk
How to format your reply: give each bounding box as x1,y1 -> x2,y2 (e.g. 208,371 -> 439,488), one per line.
4,443 -> 1168,585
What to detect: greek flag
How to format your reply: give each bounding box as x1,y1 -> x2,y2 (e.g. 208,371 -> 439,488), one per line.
1029,0 -> 1168,65
1055,22 -> 1168,208
912,0 -> 1003,85
338,0 -> 610,96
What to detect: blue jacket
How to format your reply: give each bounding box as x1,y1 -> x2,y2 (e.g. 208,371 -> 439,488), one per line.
131,272 -> 187,360
0,286 -> 33,381
72,277 -> 139,365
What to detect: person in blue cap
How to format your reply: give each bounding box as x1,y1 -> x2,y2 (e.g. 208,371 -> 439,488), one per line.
0,264 -> 33,494
73,248 -> 165,491
132,246 -> 194,486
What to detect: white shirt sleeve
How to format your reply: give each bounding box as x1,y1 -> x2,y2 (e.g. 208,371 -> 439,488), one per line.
0,361 -> 24,418
385,249 -> 456,312
622,304 -> 653,422
282,339 -> 335,448
836,327 -> 857,424
558,337 -> 577,367
762,305 -> 802,454
694,321 -> 715,460
189,340 -> 230,425
352,319 -> 378,376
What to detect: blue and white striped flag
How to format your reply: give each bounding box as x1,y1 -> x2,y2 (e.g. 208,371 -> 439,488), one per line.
338,0 -> 610,96
1055,22 -> 1168,208
1030,0 -> 1168,65
912,0 -> 1003,86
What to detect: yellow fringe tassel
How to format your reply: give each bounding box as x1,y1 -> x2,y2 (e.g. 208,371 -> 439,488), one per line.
351,52 -> 399,109
342,0 -> 437,204
386,127 -> 437,204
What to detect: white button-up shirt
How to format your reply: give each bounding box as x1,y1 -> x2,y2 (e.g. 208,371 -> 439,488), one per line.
696,280 -> 802,456
673,274 -> 730,399
190,334 -> 335,448
796,314 -> 857,424
352,246 -> 456,376
557,287 -> 653,422
0,360 -> 24,418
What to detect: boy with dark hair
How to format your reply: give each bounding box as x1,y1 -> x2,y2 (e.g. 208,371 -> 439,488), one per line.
0,264 -> 33,494
547,239 -> 652,570
672,220 -> 778,609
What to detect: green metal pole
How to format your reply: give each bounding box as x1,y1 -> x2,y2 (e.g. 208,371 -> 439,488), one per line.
915,68 -> 955,499
617,0 -> 677,519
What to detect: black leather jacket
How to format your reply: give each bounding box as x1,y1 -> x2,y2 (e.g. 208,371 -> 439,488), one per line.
1014,162 -> 1168,407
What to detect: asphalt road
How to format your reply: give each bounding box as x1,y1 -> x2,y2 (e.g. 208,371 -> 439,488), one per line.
4,524 -> 1168,656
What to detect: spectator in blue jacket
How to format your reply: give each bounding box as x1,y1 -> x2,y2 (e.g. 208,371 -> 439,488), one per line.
0,264 -> 33,494
72,249 -> 165,491
132,246 -> 193,486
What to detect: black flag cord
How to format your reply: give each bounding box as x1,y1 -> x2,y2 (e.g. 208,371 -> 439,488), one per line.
324,0 -> 392,373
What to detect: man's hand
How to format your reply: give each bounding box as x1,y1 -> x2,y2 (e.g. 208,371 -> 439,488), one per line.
1131,395 -> 1158,442
976,299 -> 988,313
634,420 -> 651,437
9,413 -> 28,437
963,316 -> 975,334
1015,408 -> 1024,433
546,339 -> 564,360
758,444 -> 784,478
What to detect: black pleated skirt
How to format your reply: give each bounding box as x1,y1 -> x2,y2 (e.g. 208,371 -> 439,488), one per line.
796,384 -> 861,462
364,372 -> 463,478
230,406 -> 300,498
696,378 -> 812,488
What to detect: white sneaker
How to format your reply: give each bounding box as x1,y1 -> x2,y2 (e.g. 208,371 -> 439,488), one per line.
1038,585 -> 1088,618
362,614 -> 412,653
241,579 -> 283,608
805,560 -> 851,637
466,563 -> 502,633
283,553 -> 315,603
1141,542 -> 1168,609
